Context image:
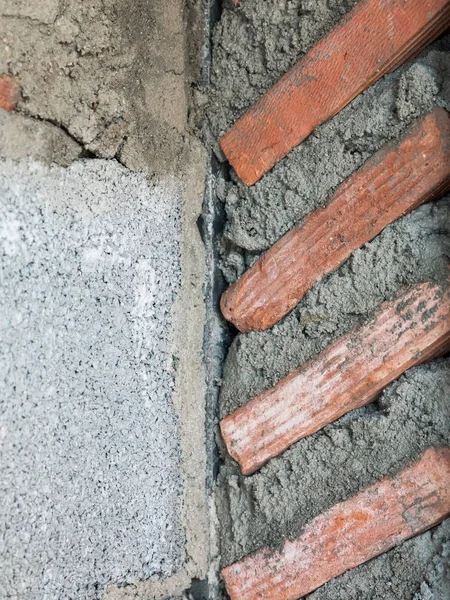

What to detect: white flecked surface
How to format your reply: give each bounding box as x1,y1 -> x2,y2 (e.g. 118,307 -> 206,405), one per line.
0,159 -> 187,598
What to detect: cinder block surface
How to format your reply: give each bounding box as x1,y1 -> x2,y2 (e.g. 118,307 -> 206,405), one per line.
0,159 -> 203,598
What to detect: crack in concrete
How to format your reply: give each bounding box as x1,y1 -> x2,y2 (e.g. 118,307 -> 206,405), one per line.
16,109 -> 100,160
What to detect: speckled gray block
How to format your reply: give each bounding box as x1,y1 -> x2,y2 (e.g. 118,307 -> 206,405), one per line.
0,159 -> 186,598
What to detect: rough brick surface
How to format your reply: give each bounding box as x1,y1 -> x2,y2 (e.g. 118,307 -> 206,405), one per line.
222,448 -> 450,600
220,108 -> 450,332
0,75 -> 21,112
220,281 -> 450,475
220,0 -> 450,185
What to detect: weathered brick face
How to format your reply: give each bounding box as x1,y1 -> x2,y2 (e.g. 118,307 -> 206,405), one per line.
0,75 -> 20,112
221,281 -> 450,475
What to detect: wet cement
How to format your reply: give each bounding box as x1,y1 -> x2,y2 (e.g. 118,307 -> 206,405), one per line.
308,514 -> 450,600
219,204 -> 450,563
219,198 -> 450,417
210,1 -> 450,597
218,351 -> 450,548
218,357 -> 450,598
214,41 -> 450,276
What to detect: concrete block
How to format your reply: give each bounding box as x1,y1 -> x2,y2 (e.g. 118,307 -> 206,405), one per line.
0,157 -> 207,599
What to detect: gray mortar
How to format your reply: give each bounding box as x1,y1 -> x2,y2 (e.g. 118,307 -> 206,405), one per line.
216,208 -> 450,596
208,0 -> 359,139
210,1 -> 450,598
217,199 -> 450,561
216,196 -> 450,596
0,0 -> 203,178
308,518 -> 450,600
216,43 -> 450,273
0,159 -> 186,598
413,529 -> 450,600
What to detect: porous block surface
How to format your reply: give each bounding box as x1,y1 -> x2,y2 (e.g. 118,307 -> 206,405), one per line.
0,159 -> 185,598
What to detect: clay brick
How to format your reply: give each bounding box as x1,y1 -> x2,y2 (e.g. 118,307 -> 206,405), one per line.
221,108 -> 450,333
0,75 -> 21,112
220,0 -> 450,185
220,281 -> 450,475
222,447 -> 450,600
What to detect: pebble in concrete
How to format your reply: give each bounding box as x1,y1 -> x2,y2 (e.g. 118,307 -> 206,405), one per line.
0,159 -> 185,598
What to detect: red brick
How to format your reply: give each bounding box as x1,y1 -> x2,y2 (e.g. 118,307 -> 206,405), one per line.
220,108 -> 450,333
222,448 -> 450,600
220,281 -> 450,475
220,0 -> 450,185
0,75 -> 21,112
